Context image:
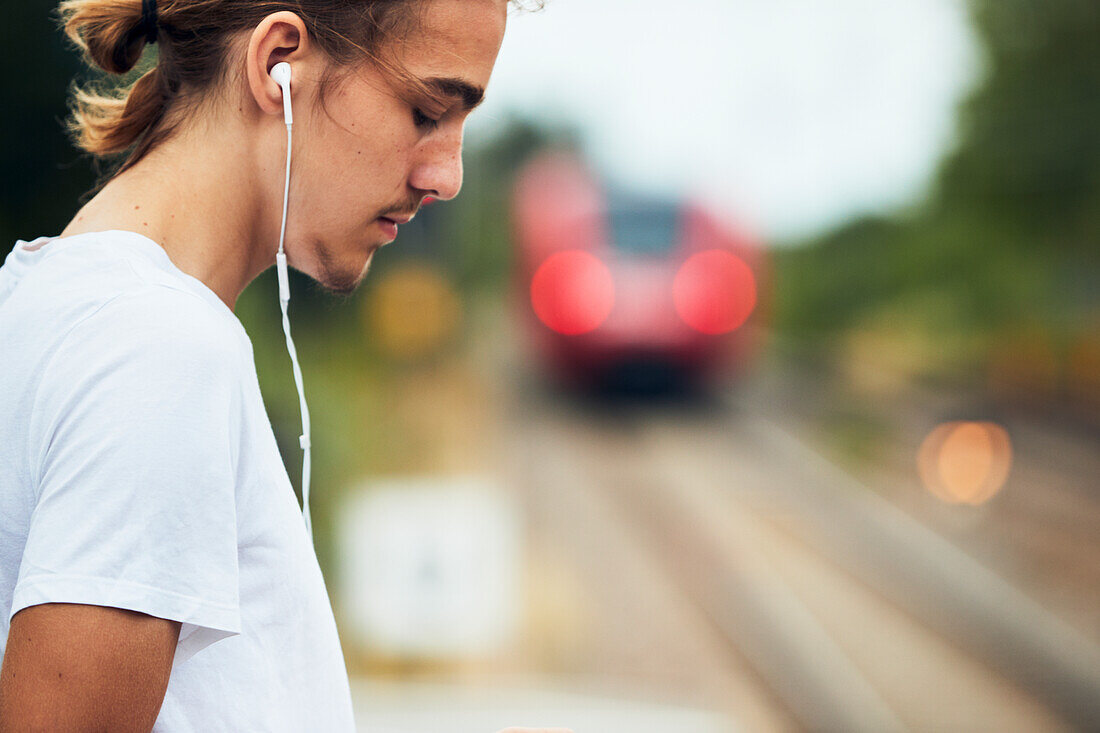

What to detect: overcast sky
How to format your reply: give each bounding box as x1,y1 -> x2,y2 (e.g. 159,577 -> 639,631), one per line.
468,0 -> 980,242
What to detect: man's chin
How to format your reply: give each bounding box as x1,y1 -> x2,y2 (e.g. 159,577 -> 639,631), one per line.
312,249 -> 375,298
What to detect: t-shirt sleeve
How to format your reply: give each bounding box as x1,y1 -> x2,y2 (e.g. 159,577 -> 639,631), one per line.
13,288 -> 243,663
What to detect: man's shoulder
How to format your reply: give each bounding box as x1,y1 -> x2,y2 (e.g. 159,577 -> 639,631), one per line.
66,286 -> 244,371
5,235 -> 244,360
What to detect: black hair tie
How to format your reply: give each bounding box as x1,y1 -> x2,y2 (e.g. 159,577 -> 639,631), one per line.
140,0 -> 158,44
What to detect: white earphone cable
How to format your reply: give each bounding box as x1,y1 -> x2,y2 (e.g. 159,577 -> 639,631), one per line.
275,119 -> 313,542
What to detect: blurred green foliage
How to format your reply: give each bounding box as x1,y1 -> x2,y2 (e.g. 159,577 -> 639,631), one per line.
940,0 -> 1100,239
774,0 -> 1100,384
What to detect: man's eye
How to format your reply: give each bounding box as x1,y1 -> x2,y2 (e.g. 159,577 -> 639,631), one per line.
412,108 -> 439,130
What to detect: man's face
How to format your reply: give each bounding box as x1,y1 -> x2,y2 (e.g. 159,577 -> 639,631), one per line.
291,0 -> 507,295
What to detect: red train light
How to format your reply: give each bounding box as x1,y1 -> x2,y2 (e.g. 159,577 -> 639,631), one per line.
673,250 -> 757,335
530,250 -> 615,335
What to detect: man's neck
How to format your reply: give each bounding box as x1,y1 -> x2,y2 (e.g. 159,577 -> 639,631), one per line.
60,116 -> 280,313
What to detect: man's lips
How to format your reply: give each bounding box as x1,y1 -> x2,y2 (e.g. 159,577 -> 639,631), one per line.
377,217 -> 398,240
377,212 -> 415,241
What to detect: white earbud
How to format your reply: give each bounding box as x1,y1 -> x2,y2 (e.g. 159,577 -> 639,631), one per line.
270,59 -> 312,542
271,62 -> 293,125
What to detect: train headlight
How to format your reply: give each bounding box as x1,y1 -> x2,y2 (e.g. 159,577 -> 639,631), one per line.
530,250 -> 615,335
673,249 -> 756,335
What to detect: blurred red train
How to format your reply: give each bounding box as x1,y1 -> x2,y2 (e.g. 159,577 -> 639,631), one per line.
511,150 -> 768,394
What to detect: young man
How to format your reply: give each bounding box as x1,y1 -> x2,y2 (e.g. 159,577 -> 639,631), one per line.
0,1 -> 566,730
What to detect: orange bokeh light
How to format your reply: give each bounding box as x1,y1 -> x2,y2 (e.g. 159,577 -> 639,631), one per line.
917,421 -> 1013,505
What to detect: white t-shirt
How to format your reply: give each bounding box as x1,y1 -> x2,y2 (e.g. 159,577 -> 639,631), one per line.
0,230 -> 356,731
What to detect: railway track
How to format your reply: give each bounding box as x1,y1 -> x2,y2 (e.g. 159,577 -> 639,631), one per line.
503,385 -> 1100,731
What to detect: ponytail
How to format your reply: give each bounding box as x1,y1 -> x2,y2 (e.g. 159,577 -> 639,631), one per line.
59,0 -> 169,178
60,0 -> 152,75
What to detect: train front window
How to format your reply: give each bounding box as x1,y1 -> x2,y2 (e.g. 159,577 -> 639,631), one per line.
608,205 -> 679,255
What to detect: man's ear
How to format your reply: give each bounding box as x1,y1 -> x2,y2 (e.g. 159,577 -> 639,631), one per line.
245,11 -> 310,120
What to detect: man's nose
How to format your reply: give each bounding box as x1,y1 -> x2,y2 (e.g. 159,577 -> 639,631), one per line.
409,132 -> 464,202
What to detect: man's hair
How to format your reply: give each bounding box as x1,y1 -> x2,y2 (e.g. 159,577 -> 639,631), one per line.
57,0 -> 540,184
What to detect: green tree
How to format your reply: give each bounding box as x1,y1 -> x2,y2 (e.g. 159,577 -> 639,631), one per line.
935,0 -> 1100,250
775,0 -> 1100,355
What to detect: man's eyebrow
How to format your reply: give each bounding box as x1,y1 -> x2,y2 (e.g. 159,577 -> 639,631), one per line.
421,77 -> 486,112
